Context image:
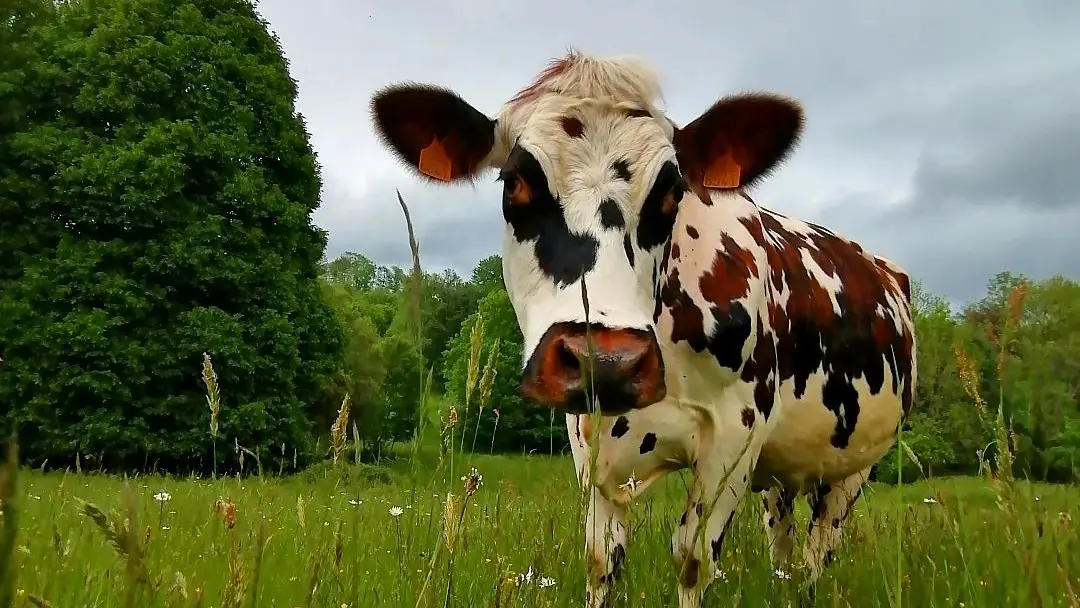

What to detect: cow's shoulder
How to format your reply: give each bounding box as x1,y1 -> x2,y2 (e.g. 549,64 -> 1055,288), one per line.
659,204 -> 771,375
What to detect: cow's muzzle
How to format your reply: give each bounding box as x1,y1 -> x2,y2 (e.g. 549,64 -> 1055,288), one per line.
519,321 -> 666,415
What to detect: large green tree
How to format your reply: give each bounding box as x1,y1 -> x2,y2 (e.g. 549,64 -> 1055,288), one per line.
0,0 -> 341,472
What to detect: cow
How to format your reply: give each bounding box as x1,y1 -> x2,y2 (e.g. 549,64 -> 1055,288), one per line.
369,50 -> 916,607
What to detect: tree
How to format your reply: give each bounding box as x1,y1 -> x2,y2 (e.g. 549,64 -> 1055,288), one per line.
316,282 -> 385,443
442,289 -> 570,454
321,252 -> 378,292
471,254 -> 504,294
0,0 -> 342,472
418,269 -> 481,389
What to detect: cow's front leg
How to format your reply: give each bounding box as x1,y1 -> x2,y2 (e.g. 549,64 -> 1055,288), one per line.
670,418 -> 762,608
583,487 -> 628,608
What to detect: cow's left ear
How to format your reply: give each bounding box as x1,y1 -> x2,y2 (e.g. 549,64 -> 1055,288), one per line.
371,83 -> 497,184
673,93 -> 804,197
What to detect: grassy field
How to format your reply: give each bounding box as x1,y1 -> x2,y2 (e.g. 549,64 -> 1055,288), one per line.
3,447 -> 1077,608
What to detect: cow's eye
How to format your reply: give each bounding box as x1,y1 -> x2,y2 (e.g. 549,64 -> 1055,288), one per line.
662,176 -> 687,215
499,170 -> 531,205
636,161 -> 683,250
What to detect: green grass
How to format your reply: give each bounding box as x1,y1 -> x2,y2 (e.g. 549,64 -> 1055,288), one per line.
4,450 -> 1078,608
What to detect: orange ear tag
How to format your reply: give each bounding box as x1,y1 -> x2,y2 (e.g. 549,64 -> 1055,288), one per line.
418,139 -> 453,181
703,152 -> 742,189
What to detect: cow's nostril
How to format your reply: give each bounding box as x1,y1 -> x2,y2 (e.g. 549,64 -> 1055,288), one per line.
557,340 -> 581,376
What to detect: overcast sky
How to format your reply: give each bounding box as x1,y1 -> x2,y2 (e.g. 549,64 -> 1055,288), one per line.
253,0 -> 1080,306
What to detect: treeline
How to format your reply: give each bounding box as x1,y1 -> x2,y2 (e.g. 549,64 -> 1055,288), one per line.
877,273 -> 1080,483
319,253 -> 566,457
324,255 -> 1080,484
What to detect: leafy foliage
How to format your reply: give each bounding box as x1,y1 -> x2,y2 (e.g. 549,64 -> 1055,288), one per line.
441,288 -> 570,455
875,273 -> 1080,484
0,0 -> 341,471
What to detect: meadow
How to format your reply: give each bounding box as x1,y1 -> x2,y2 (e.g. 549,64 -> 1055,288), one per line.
3,443 -> 1078,608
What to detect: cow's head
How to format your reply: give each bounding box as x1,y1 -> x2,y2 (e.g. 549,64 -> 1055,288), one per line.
370,51 -> 803,415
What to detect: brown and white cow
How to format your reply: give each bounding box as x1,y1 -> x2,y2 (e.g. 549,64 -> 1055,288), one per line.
370,50 -> 916,607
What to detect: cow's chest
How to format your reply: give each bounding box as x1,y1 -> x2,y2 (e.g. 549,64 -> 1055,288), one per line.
568,401 -> 703,505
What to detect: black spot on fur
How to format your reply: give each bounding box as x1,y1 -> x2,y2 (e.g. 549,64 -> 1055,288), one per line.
822,372 -> 860,448
707,301 -> 753,372
809,483 -> 831,525
623,234 -> 635,267
611,416 -> 630,438
710,511 -> 736,562
680,557 -> 700,589
636,161 -> 684,251
639,432 -> 657,454
741,407 -> 756,428
613,159 -> 632,182
695,502 -> 703,516
500,145 -> 598,287
598,198 -> 625,230
739,320 -> 778,421
610,544 -> 626,580
686,225 -> 699,239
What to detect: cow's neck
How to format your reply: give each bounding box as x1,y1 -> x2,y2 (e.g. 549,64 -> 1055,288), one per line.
654,189 -> 766,404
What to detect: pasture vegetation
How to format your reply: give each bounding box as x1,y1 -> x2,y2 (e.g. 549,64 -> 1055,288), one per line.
1,0 -> 1078,607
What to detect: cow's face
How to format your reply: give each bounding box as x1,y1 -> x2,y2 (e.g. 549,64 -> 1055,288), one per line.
370,53 -> 803,415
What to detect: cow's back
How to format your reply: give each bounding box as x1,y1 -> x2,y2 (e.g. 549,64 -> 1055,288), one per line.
749,208 -> 916,491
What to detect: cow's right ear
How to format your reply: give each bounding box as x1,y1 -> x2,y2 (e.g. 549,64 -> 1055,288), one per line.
370,84 -> 497,183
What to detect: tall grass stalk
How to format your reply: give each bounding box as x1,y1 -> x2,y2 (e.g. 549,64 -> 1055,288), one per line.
202,353 -> 221,479
397,189 -> 429,472
0,440 -> 18,608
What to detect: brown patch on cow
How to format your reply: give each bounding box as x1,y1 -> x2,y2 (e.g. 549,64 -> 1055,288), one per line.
659,268 -> 709,351
741,407 -> 756,428
680,557 -> 700,589
561,116 -> 584,138
876,258 -> 911,300
670,243 -> 681,261
580,415 -> 594,443
686,225 -> 699,239
586,549 -> 606,581
697,235 -> 757,308
659,231 -> 757,371
737,210 -> 916,446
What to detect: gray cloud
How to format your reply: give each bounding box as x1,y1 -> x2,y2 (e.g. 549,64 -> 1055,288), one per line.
315,175 -> 505,276
257,0 -> 1080,304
